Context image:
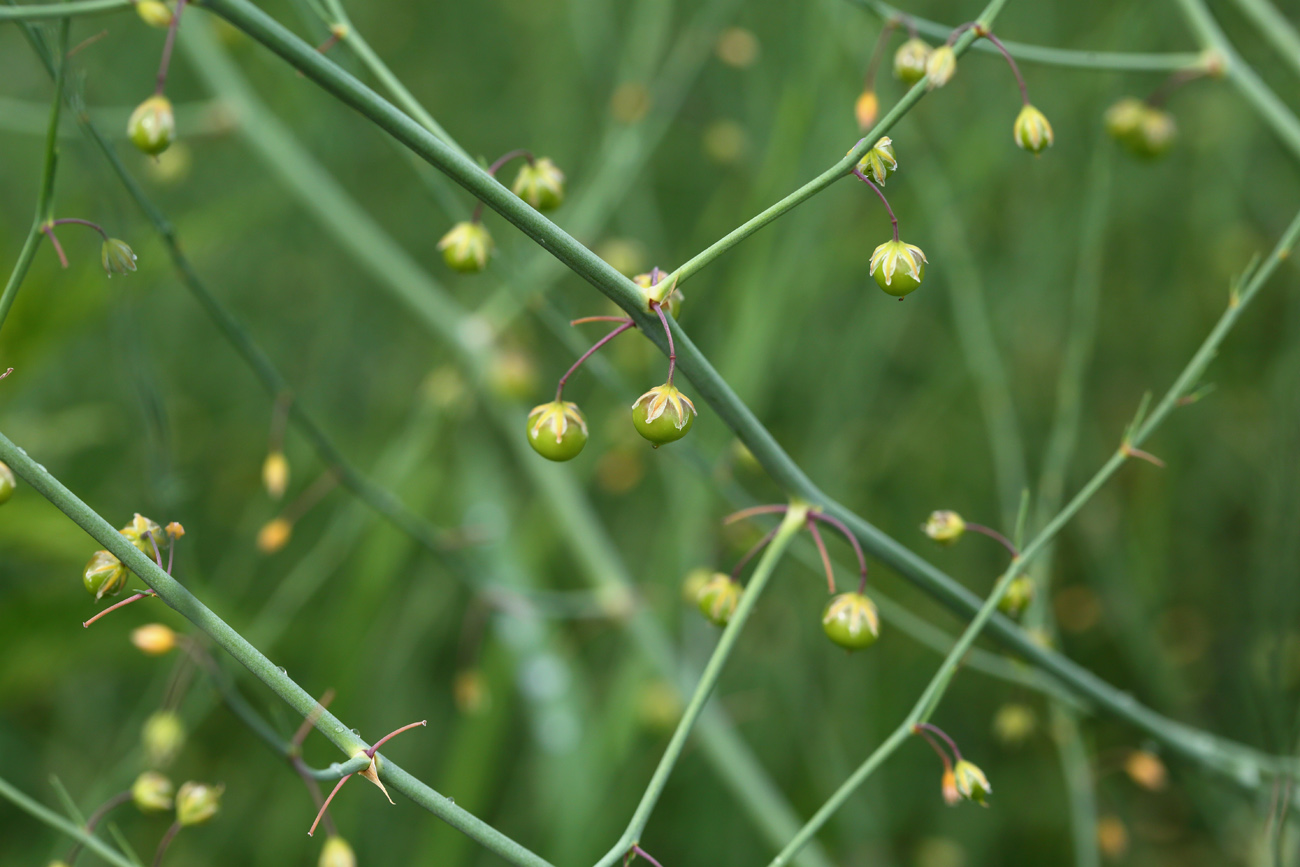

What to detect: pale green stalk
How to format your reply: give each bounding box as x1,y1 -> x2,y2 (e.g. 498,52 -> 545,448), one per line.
593,505 -> 810,867
0,0 -> 126,18
0,775 -> 137,867
1228,0 -> 1300,81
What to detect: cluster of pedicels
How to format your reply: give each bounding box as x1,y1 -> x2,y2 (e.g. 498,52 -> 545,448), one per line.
526,268 -> 692,462
437,149 -> 567,273
684,504 -> 881,652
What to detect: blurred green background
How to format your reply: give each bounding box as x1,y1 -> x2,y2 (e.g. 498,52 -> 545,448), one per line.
2,0 -> 1300,865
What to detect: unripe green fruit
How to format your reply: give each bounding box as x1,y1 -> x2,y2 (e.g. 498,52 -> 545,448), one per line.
0,460 -> 14,504
121,513 -> 165,558
632,384 -> 696,445
1013,104 -> 1054,154
135,0 -> 173,28
997,575 -> 1035,619
821,592 -> 880,650
870,239 -> 927,297
511,157 -> 566,211
437,221 -> 492,272
128,95 -> 175,156
696,572 -> 741,626
894,38 -> 931,84
526,400 -> 588,461
84,550 -> 128,600
856,136 -> 897,185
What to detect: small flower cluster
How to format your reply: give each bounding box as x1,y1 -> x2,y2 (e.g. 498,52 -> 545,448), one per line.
685,504 -> 881,651
914,723 -> 992,806
438,151 -> 567,272
526,268 -> 693,462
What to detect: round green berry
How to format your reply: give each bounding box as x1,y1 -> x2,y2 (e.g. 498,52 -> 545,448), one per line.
821,592 -> 880,650
526,401 -> 588,461
870,240 -> 927,297
696,573 -> 741,627
632,384 -> 696,446
84,550 -> 128,600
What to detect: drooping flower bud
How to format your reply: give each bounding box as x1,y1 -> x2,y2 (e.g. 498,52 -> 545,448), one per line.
83,550 -> 128,600
922,510 -> 965,544
632,384 -> 697,446
127,95 -> 175,156
526,400 -> 589,461
0,460 -> 14,504
511,157 -> 566,211
856,136 -> 897,185
257,517 -> 293,554
131,771 -> 175,812
319,836 -> 357,867
941,768 -> 961,805
175,781 -> 223,826
869,239 -> 927,297
135,0 -> 173,28
143,710 -> 185,768
925,46 -> 957,89
1134,108 -> 1176,158
131,623 -> 177,655
1123,750 -> 1167,791
262,450 -> 289,500
437,222 -> 492,273
821,592 -> 881,650
997,575 -> 1034,619
166,521 -> 185,539
893,38 -> 932,84
854,90 -> 879,131
100,239 -> 137,277
1104,97 -> 1145,142
1013,104 -> 1054,154
696,572 -> 741,627
120,513 -> 166,559
952,759 -> 991,805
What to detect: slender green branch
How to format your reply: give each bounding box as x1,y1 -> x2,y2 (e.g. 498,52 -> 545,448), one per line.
1229,0 -> 1300,81
195,0 -> 1300,784
596,505 -> 810,867
0,430 -> 555,867
0,16 -> 65,337
0,775 -> 137,867
854,0 -> 1203,71
1172,0 -> 1300,161
0,0 -> 128,19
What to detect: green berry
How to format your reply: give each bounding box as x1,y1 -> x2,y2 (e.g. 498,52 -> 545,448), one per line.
632,383 -> 696,445
128,95 -> 175,156
870,239 -> 926,297
0,460 -> 14,504
83,550 -> 128,600
511,157 -> 566,211
894,38 -> 931,85
821,592 -> 880,650
696,572 -> 741,626
437,222 -> 492,272
998,575 -> 1035,619
526,400 -> 588,461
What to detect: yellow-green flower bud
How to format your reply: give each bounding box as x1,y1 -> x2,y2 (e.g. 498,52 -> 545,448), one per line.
83,550 -> 128,600
997,575 -> 1034,619
681,567 -> 713,605
511,157 -> 566,211
633,270 -> 683,316
925,46 -> 957,89
821,592 -> 881,650
257,517 -> 293,554
262,450 -> 289,500
175,781 -> 223,826
1104,97 -> 1146,142
135,0 -> 173,28
1013,104 -> 1054,154
869,239 -> 927,297
1134,108 -> 1176,158
526,400 -> 588,461
131,771 -> 174,812
131,623 -> 177,655
696,572 -> 741,627
437,221 -> 492,273
894,38 -> 931,85
101,239 -> 137,277
854,90 -> 879,131
632,383 -> 697,446
143,710 -> 185,768
319,836 -> 357,867
127,95 -> 175,156
953,759 -> 991,805
0,460 -> 14,504
121,513 -> 165,559
922,510 -> 965,544
856,136 -> 897,186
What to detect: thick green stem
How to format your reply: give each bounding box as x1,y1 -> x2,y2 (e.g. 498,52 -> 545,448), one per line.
0,0 -> 127,19
0,429 -> 555,867
596,505 -> 809,867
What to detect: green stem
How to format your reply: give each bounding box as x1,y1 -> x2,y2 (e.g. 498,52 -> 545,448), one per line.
0,775 -> 137,867
668,0 -> 1008,290
1229,0 -> 1300,82
595,505 -> 809,867
0,16 -> 65,337
196,0 -> 1300,785
0,0 -> 128,19
1172,0 -> 1300,161
855,0 -> 1203,71
0,429 -> 555,867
